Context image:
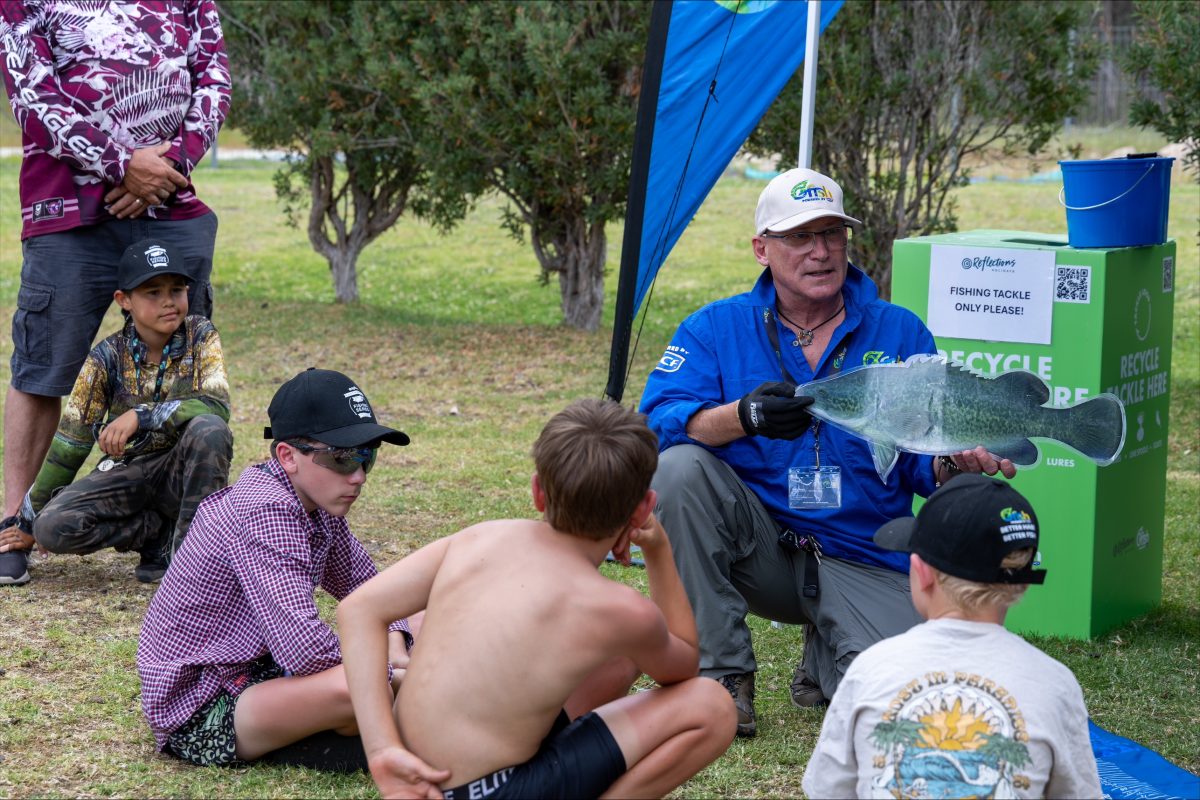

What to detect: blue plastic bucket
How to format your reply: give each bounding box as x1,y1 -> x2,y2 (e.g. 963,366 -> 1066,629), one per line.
1058,157 -> 1173,248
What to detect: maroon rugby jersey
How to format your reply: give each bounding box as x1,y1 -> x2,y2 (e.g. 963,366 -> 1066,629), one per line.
0,1 -> 230,238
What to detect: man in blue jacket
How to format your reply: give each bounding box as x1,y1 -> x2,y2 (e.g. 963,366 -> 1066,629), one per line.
639,168 -> 1014,737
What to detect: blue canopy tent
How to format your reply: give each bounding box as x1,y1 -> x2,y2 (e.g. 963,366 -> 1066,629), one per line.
604,0 -> 843,403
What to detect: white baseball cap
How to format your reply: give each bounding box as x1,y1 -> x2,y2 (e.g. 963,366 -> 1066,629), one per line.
754,168 -> 862,234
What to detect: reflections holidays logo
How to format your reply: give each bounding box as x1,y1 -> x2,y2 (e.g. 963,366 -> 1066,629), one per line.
790,180 -> 833,203
961,255 -> 1017,272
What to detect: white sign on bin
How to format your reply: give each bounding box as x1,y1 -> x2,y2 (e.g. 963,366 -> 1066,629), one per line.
927,244 -> 1054,345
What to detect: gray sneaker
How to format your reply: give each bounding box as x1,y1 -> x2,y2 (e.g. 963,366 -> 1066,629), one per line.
0,549 -> 31,586
790,665 -> 829,708
718,671 -> 757,738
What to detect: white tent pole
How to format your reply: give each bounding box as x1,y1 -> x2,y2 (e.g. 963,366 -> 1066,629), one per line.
797,0 -> 821,169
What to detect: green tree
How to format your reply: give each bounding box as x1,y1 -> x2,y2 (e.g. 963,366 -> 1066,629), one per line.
748,1 -> 1097,295
1125,0 -> 1200,177
219,1 -> 432,303
399,1 -> 648,331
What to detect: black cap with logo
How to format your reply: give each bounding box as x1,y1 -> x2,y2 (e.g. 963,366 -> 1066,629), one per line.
264,368 -> 410,448
118,238 -> 192,291
874,473 -> 1046,585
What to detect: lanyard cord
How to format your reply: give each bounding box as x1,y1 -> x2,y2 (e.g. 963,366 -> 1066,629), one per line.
761,307 -> 852,466
130,332 -> 172,403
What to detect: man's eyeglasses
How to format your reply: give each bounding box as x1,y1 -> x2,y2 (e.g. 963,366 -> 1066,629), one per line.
288,442 -> 377,475
761,224 -> 850,252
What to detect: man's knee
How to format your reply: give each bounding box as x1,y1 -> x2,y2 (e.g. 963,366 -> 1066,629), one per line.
653,444 -> 719,503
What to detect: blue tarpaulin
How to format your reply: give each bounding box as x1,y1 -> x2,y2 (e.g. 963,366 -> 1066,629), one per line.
1091,720 -> 1200,799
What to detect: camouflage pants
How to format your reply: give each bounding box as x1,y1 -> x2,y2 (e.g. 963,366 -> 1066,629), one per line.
33,415 -> 233,556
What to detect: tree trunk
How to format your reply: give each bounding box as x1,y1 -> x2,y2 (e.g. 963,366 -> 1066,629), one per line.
328,248 -> 360,303
528,215 -> 608,332
555,221 -> 607,332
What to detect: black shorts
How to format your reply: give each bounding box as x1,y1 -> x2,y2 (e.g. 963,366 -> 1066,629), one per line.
441,711 -> 626,800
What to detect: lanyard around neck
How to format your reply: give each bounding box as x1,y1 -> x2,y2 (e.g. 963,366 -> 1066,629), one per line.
130,332 -> 172,403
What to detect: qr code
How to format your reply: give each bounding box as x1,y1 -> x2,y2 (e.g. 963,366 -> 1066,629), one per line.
1055,265 -> 1091,303
1163,256 -> 1174,293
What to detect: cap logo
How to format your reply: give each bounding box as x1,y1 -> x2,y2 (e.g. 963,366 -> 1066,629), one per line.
344,386 -> 372,419
999,506 -> 1036,542
145,245 -> 170,270
790,180 -> 833,203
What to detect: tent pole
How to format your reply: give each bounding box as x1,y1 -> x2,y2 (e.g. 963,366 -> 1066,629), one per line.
797,0 -> 821,169
605,0 -> 673,404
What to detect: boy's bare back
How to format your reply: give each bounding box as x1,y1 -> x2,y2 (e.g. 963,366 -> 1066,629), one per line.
396,518 -> 655,786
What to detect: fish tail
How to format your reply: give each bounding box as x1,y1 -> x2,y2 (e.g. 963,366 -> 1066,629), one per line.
1053,394 -> 1126,464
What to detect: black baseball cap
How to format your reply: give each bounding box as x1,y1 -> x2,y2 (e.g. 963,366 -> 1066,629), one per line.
874,474 -> 1046,585
118,239 -> 192,290
264,368 -> 410,448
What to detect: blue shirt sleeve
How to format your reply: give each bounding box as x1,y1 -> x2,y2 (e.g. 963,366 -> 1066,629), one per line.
640,313 -> 727,450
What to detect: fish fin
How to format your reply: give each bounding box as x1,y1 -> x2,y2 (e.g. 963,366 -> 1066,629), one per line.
1056,394 -> 1127,465
992,439 -> 1040,466
993,370 -> 1051,405
869,441 -> 899,483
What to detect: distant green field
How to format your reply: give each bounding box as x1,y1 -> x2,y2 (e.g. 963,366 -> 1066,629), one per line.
0,139 -> 1195,797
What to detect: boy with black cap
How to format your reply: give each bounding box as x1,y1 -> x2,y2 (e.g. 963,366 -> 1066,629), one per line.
802,474 -> 1101,799
137,368 -> 427,774
0,238 -> 231,585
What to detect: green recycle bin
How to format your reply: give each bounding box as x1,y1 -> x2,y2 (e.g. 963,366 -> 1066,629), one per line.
891,230 -> 1176,639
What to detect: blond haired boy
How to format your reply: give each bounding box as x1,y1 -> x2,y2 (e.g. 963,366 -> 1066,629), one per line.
802,474 -> 1102,799
339,399 -> 736,799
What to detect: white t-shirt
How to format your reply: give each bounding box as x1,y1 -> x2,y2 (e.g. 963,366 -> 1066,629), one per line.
802,618 -> 1101,799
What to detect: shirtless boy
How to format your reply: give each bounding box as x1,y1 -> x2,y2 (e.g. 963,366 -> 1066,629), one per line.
339,399 -> 736,798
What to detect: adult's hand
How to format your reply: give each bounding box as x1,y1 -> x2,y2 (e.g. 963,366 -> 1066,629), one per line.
737,381 -> 814,440
104,185 -> 151,220
941,446 -> 1017,480
109,142 -> 187,207
367,746 -> 451,800
0,524 -> 35,554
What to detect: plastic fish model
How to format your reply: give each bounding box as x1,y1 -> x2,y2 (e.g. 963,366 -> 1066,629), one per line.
797,355 -> 1126,483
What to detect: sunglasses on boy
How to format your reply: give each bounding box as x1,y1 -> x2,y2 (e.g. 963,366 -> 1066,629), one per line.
288,442 -> 378,475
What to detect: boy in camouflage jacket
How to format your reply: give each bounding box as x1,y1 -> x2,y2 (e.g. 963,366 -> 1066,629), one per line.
0,239 -> 231,585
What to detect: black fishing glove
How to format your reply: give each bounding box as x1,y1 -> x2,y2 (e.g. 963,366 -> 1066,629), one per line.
737,381 -> 815,440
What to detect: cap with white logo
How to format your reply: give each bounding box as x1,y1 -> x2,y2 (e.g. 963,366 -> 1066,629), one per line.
118,238 -> 193,290
754,168 -> 862,235
264,368 -> 410,448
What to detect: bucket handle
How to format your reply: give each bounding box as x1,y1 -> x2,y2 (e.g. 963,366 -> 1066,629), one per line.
1058,162 -> 1157,211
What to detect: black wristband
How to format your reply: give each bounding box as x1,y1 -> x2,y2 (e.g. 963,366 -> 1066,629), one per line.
937,455 -> 963,486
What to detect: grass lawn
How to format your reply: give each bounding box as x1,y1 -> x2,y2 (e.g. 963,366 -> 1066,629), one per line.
0,140 -> 1196,797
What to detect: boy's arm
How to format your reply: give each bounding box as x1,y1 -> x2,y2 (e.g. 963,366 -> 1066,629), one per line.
1045,681 -> 1103,798
26,354 -> 111,516
137,324 -> 231,436
800,672 -> 862,798
338,536 -> 454,797
623,510 -> 700,686
321,529 -> 412,644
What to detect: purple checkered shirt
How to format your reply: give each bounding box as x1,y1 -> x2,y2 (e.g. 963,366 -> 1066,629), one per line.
136,459 -> 409,748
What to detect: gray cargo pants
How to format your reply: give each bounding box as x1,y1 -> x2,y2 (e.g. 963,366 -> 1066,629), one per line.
33,415 -> 233,557
652,444 -> 922,699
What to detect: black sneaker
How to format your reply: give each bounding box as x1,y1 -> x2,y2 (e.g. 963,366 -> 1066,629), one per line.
135,546 -> 169,583
718,671 -> 757,738
0,549 -> 31,586
789,665 -> 829,708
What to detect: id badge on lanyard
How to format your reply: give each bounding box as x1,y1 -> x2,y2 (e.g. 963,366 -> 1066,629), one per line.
788,422 -> 842,509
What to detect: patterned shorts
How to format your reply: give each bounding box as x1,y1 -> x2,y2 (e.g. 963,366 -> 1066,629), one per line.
165,660 -> 284,767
